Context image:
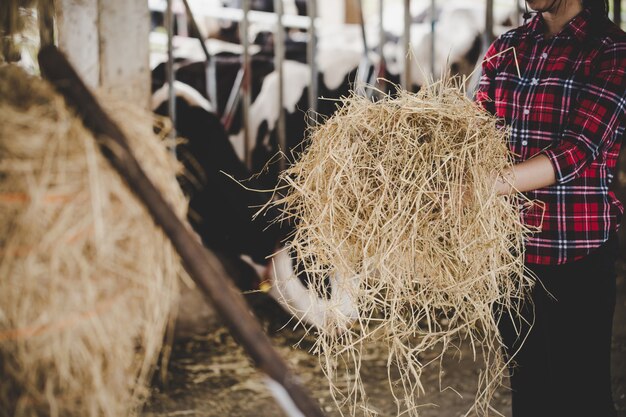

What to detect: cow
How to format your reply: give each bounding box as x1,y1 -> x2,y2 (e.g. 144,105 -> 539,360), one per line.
147,2 -> 521,331
152,90 -> 359,331
151,42 -> 360,185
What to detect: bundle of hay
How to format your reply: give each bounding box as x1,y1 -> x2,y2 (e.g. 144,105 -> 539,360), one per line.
273,82 -> 534,416
0,65 -> 186,417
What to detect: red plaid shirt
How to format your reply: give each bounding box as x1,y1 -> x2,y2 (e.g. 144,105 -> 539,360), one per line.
476,8 -> 626,265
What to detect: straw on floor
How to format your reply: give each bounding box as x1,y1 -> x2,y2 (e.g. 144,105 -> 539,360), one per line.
0,65 -> 186,417
270,81 -> 535,416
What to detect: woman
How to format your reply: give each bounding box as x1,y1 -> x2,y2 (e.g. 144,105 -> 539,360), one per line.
475,0 -> 625,416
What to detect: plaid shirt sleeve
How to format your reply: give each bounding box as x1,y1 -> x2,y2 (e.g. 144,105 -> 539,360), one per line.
474,10 -> 625,265
542,43 -> 626,184
475,40 -> 500,115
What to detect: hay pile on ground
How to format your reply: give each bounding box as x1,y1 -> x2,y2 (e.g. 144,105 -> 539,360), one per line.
273,81 -> 534,416
0,65 -> 186,417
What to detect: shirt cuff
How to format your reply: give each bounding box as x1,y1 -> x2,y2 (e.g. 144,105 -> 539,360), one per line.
541,147 -> 577,184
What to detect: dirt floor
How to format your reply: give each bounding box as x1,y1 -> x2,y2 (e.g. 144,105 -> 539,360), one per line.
143,260 -> 626,417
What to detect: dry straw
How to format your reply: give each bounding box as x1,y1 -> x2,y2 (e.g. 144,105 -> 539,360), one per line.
271,80 -> 535,416
0,65 -> 186,417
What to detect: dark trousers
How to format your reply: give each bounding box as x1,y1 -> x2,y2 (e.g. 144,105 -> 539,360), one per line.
499,236 -> 619,417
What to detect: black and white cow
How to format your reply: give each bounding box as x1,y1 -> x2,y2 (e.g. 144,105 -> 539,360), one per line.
151,42 -> 360,187
152,87 -> 359,331
148,2 -> 520,330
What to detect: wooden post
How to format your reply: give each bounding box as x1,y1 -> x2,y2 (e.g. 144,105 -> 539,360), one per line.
56,0 -> 151,107
98,0 -> 151,108
56,0 -> 100,88
38,45 -> 327,417
345,0 -> 360,24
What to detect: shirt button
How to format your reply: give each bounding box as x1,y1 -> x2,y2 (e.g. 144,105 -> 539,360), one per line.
531,78 -> 539,85
521,140 -> 528,146
541,52 -> 548,59
523,108 -> 530,115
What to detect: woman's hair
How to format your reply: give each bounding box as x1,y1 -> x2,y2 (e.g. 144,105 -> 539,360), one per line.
582,0 -> 609,17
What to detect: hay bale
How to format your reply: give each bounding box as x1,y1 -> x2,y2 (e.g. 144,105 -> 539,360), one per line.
273,82 -> 534,416
0,65 -> 186,417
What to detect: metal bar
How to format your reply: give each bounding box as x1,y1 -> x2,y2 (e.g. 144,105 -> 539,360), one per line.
207,59 -> 219,115
38,45 -> 327,417
355,58 -> 370,97
221,67 -> 245,130
181,0 -> 211,61
307,0 -> 318,122
166,0 -> 177,141
369,0 -> 386,96
176,9 -> 189,37
486,0 -> 495,45
358,0 -> 369,55
274,0 -> 287,171
153,5 -> 314,30
429,0 -> 435,77
242,0 -> 252,169
181,0 -> 219,114
355,0 -> 370,96
401,0 -> 411,90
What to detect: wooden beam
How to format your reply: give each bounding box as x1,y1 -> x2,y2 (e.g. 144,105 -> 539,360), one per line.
38,45 -> 327,417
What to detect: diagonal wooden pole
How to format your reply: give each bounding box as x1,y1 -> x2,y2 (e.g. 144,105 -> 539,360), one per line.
38,45 -> 326,417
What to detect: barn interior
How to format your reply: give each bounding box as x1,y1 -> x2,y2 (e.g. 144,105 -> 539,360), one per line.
1,1 -> 625,416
